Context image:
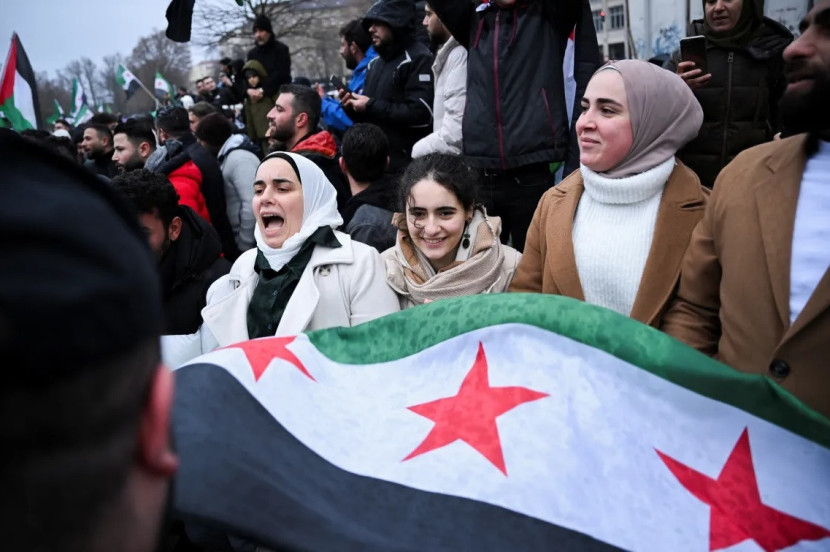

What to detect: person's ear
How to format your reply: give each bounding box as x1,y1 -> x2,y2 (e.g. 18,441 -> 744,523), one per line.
296,112 -> 308,130
339,156 -> 348,175
139,141 -> 152,160
168,216 -> 183,242
137,365 -> 178,478
385,155 -> 390,169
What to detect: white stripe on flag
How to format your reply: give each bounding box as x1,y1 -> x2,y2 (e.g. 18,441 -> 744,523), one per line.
199,324 -> 830,552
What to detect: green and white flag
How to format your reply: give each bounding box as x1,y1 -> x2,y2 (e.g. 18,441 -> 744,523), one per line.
115,63 -> 141,100
69,77 -> 91,125
154,71 -> 174,100
173,294 -> 830,551
45,98 -> 64,125
0,33 -> 41,131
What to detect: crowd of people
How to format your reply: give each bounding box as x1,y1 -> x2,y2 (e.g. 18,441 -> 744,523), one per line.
2,0 -> 829,548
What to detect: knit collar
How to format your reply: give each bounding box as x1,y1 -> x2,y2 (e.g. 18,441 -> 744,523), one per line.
580,157 -> 675,205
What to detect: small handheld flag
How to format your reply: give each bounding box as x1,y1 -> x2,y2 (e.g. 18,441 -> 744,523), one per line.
0,33 -> 42,131
154,72 -> 174,100
115,64 -> 142,101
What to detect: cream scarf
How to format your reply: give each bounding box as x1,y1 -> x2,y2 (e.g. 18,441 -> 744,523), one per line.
385,208 -> 509,305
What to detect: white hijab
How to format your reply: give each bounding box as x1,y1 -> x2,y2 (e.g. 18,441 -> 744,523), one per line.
253,152 -> 343,271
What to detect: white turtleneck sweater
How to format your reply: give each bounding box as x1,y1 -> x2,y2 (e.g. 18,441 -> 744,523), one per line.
572,157 -> 675,317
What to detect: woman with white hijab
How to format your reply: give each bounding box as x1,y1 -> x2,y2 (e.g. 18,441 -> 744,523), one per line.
163,152 -> 399,365
510,60 -> 708,328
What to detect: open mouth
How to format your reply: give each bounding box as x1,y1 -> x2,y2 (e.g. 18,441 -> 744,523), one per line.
261,213 -> 285,234
422,237 -> 446,247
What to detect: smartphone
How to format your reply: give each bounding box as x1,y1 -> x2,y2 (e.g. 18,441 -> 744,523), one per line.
329,75 -> 347,91
680,35 -> 708,74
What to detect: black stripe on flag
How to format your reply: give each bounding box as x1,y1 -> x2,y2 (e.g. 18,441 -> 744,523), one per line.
12,35 -> 41,129
173,363 -> 624,551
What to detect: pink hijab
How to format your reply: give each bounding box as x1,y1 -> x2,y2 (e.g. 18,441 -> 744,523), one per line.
595,60 -> 703,179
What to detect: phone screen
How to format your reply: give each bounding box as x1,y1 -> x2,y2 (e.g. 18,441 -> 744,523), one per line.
680,36 -> 708,74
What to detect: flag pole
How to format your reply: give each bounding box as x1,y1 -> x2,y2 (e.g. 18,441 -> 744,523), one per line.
133,77 -> 161,108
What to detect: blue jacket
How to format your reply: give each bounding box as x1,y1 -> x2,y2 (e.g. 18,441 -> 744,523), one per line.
321,47 -> 378,133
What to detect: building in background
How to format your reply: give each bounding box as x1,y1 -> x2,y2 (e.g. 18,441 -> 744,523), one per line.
591,0 -> 808,61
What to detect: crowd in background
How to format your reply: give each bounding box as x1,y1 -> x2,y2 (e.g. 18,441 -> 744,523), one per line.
3,0 -> 830,549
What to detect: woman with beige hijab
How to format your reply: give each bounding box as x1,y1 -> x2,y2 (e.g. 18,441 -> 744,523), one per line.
510,60 -> 708,328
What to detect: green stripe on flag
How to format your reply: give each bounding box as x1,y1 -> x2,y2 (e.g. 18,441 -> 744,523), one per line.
307,293 -> 830,448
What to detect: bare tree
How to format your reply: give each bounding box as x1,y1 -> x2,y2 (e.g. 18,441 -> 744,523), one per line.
35,72 -> 72,125
193,0 -> 321,50
126,29 -> 192,113
62,57 -> 104,107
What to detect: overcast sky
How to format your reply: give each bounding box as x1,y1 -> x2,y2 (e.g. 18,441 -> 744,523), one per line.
1,0 -> 208,77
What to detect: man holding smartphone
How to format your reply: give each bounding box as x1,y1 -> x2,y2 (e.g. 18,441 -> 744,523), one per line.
341,0 -> 434,175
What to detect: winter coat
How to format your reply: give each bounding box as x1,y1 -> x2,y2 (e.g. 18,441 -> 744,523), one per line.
217,134 -> 258,252
411,36 -> 467,157
350,0 -> 434,174
243,59 -> 278,145
666,18 -> 793,188
662,135 -> 830,418
428,0 -> 600,171
161,206 -> 231,335
160,231 -> 400,367
156,133 -> 241,261
246,36 -> 291,97
510,162 -> 709,328
292,131 -> 350,212
321,46 -> 378,134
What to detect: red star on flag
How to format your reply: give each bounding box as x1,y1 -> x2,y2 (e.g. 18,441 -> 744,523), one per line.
656,428 -> 830,551
403,342 -> 548,475
223,336 -> 314,382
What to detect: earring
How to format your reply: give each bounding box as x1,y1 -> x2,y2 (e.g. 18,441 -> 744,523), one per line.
461,220 -> 471,249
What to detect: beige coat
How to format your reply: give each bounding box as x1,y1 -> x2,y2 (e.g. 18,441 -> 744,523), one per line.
510,162 -> 708,327
162,232 -> 400,366
662,135 -> 830,417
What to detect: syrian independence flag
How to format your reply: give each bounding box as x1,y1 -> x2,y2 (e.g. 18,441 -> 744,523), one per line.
115,63 -> 141,100
0,33 -> 41,131
173,294 -> 830,551
154,71 -> 174,99
45,98 -> 64,125
69,77 -> 92,125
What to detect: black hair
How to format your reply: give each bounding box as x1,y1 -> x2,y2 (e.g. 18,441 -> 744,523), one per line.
113,169 -> 180,229
340,18 -> 372,53
397,153 -> 479,213
113,118 -> 156,150
341,123 -> 388,182
156,106 -> 190,136
188,101 -> 219,119
86,123 -> 114,145
90,112 -> 118,126
22,134 -> 77,161
193,112 -> 233,152
54,118 -> 72,129
279,83 -> 321,131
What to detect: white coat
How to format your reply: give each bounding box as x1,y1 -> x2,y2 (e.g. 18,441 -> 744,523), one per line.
410,36 -> 467,157
161,231 -> 400,366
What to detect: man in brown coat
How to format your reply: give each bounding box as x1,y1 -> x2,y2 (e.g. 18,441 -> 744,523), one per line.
662,0 -> 830,418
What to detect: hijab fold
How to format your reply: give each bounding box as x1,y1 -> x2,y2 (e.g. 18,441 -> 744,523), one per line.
253,152 -> 343,272
596,61 -> 703,178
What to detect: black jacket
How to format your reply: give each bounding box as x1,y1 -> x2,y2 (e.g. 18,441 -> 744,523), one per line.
667,18 -> 793,188
156,133 -> 241,261
351,0 -> 434,174
160,206 -> 231,335
247,37 -> 292,97
429,0 -> 600,172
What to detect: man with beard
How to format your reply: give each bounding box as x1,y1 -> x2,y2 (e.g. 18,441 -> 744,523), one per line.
267,84 -> 350,210
246,15 -> 292,103
0,130 -> 177,552
112,118 -> 157,173
662,0 -> 830,419
82,123 -> 119,178
411,2 -> 466,157
317,19 -> 377,134
115,169 -> 230,335
342,0 -> 434,174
